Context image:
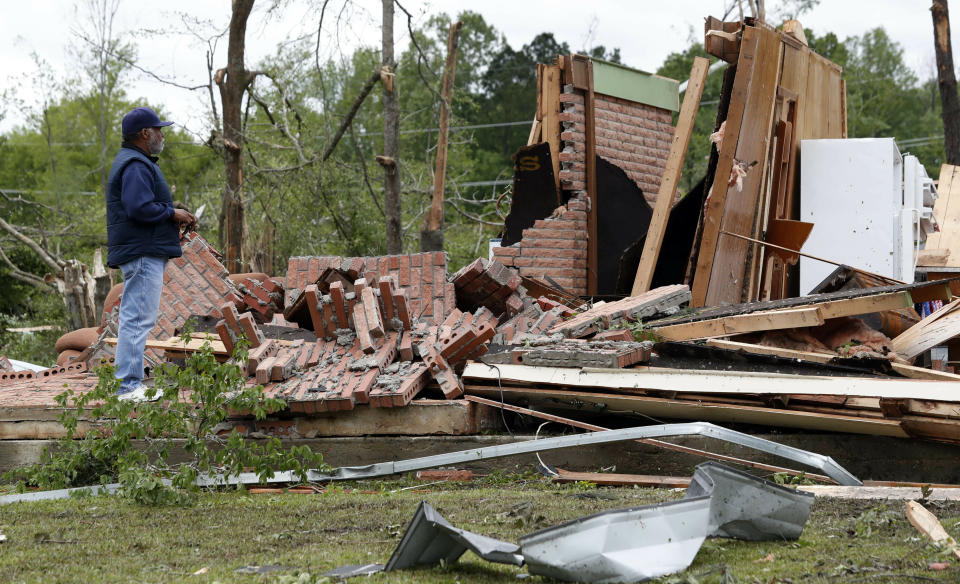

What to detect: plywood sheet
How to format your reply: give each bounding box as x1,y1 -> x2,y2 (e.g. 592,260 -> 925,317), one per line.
700,27 -> 783,306
692,23 -> 846,307
926,164 -> 960,255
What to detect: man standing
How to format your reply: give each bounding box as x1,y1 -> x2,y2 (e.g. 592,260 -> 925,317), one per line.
106,106 -> 196,401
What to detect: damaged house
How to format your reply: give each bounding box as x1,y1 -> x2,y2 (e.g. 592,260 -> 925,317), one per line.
2,17 -> 960,581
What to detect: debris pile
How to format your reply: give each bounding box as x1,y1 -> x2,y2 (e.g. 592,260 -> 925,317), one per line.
0,15 -> 958,475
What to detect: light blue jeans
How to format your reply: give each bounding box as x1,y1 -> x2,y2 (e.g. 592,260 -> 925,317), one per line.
114,255 -> 167,394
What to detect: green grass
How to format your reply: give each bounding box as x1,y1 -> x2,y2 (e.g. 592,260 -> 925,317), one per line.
1,475 -> 958,583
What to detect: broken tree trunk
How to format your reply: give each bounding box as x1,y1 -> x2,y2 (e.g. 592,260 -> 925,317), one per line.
380,0 -> 402,254
216,0 -> 256,274
420,20 -> 462,252
0,216 -> 106,330
933,0 -> 960,164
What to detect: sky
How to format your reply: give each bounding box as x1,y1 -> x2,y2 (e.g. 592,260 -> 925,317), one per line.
0,0 -> 948,138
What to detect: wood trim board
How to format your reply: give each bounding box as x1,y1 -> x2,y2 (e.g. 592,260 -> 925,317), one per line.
463,384 -> 909,438
461,362 -> 960,402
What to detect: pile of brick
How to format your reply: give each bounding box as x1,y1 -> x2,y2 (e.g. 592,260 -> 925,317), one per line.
2,238 -> 690,417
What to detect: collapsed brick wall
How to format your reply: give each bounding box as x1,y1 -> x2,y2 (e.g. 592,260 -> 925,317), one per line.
492,195 -> 589,296
155,235 -> 243,337
95,234 -> 243,363
494,83 -> 674,297
558,86 -> 674,203
284,252 -> 455,324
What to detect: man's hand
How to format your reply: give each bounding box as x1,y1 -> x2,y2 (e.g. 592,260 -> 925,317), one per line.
172,208 -> 197,231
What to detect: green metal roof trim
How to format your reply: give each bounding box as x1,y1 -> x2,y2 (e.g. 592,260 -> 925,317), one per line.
592,59 -> 680,112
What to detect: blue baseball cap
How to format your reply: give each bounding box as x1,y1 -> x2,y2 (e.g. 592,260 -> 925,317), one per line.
122,107 -> 174,135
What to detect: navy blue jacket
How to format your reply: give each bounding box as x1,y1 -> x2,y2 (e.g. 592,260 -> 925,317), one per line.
105,144 -> 182,267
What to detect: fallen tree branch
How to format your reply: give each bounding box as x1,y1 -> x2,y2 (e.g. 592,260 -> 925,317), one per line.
0,245 -> 49,288
321,68 -> 382,163
0,216 -> 63,272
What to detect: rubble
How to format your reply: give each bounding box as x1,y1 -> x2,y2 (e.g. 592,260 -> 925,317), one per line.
2,14 -> 960,503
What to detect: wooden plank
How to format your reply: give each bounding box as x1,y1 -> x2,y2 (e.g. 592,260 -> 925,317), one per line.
926,164 -> 960,254
463,384 -> 909,438
104,337 -> 229,354
917,248 -> 951,267
891,363 -> 960,381
650,281 -> 944,328
702,345 -> 960,382
778,41 -> 809,218
585,58 -> 599,295
702,26 -> 784,306
461,362 -> 960,402
553,469 -> 691,488
654,306 -> 824,341
526,116 -> 541,145
905,500 -> 960,560
691,26 -> 761,306
900,416 -> 960,442
893,299 -> 960,359
295,399 -> 489,436
537,63 -> 562,199
706,338 -> 834,363
810,291 -> 914,318
632,56 -> 710,296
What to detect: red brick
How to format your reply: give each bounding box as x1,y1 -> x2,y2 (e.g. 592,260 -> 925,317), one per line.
362,287 -> 384,338
329,281 -> 348,329
378,276 -> 396,323
352,303 -> 375,354
304,285 -> 326,337
393,289 -> 411,330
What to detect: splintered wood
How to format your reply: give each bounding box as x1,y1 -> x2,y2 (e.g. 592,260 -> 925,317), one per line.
688,19 -> 846,307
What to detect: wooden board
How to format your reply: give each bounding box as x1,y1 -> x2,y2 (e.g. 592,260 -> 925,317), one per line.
654,306 -> 824,341
104,337 -> 229,354
925,164 -> 960,254
553,469 -> 691,488
706,338 -> 834,362
707,338 -> 960,381
892,299 -> 960,359
537,64 -> 562,198
461,362 -> 960,402
650,281 -> 947,328
632,56 -> 710,296
585,58 -> 599,295
691,26 -> 761,306
463,384 -> 909,438
905,500 -> 960,558
692,24 -> 846,306
694,26 -> 783,306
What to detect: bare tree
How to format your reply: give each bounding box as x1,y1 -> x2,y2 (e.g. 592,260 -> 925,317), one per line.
71,0 -> 131,198
378,0 -> 403,254
933,0 -> 960,164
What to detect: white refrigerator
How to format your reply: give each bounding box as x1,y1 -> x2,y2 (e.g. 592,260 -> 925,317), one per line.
799,138 -> 937,295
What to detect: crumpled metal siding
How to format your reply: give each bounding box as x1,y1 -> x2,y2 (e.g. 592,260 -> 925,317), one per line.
519,497 -> 712,583
686,461 -> 814,540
